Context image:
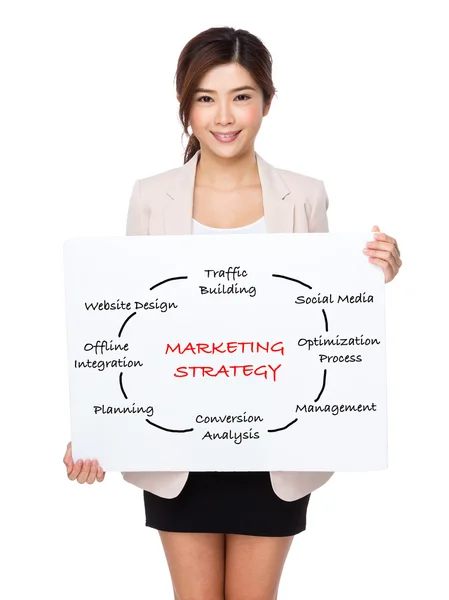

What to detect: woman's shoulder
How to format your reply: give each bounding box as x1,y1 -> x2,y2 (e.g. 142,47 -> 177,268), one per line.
257,152 -> 326,196
136,164 -> 181,191
268,164 -> 329,216
271,165 -> 329,231
274,164 -> 326,194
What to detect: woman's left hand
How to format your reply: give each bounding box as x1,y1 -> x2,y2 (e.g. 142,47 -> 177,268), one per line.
363,225 -> 402,283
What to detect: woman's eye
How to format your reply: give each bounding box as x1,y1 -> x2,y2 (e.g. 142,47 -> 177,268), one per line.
197,94 -> 251,102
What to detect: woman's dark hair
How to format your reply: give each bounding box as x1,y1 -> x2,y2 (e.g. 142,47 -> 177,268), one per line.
175,27 -> 277,164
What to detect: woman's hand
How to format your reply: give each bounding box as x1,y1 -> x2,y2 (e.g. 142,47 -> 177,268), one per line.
63,441 -> 106,484
363,225 -> 402,283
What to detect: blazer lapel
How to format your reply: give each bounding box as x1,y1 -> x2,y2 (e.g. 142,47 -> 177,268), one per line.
163,152 -> 198,235
256,152 -> 293,233
163,150 -> 293,234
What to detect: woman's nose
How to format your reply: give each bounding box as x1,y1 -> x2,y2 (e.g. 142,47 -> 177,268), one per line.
214,102 -> 235,126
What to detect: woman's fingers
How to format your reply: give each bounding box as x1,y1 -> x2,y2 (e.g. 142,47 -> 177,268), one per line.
86,460 -> 98,484
76,460 -> 92,484
64,443 -> 105,484
96,466 -> 106,482
367,256 -> 398,283
364,229 -> 403,283
366,241 -> 402,267
364,247 -> 398,271
67,459 -> 83,481
373,231 -> 401,258
63,441 -> 73,474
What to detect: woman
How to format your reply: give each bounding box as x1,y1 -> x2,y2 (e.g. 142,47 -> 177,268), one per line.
63,26 -> 402,600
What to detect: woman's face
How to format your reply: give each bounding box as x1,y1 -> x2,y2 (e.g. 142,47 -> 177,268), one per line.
187,63 -> 271,159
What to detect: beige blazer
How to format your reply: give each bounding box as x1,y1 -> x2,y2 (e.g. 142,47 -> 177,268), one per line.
122,149 -> 334,502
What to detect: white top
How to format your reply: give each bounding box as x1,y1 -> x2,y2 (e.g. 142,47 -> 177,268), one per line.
192,216 -> 267,235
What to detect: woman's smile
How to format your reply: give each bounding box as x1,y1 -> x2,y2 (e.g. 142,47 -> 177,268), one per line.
211,130 -> 242,142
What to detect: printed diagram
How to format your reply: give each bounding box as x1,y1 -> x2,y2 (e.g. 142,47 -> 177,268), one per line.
72,265 -> 381,442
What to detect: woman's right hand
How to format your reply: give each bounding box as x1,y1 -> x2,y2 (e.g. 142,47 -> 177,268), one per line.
63,441 -> 106,484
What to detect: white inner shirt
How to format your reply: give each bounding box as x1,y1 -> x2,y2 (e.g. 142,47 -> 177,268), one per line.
192,216 -> 267,235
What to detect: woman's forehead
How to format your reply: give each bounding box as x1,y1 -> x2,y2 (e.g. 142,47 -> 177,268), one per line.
197,63 -> 258,91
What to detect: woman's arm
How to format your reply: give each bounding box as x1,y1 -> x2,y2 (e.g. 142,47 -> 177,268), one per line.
126,179 -> 150,235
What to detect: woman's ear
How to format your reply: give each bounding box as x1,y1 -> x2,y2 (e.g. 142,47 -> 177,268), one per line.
176,94 -> 181,103
263,93 -> 274,117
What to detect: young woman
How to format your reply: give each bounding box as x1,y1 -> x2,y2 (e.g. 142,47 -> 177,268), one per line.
63,26 -> 402,600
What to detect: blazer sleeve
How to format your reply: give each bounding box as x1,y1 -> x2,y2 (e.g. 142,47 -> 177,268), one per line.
306,180 -> 330,233
126,179 -> 150,235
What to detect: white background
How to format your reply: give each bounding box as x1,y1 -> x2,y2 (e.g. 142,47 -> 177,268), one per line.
1,1 -> 447,598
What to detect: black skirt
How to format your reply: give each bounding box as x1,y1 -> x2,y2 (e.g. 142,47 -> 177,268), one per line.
144,471 -> 311,537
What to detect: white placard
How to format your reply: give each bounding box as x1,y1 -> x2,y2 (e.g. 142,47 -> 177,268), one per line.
63,232 -> 387,472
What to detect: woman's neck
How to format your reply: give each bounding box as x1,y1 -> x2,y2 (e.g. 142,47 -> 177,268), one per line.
195,147 -> 259,190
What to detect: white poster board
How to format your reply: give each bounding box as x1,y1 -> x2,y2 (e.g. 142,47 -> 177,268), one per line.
63,232 -> 387,472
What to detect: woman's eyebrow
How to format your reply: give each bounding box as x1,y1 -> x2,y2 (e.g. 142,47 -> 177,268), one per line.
193,86 -> 257,93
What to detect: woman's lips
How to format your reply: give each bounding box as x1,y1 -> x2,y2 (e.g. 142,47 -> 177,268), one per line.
211,131 -> 241,143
